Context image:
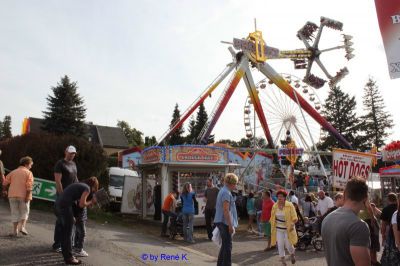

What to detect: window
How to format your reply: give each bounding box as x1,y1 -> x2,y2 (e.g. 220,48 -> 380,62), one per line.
109,175 -> 124,187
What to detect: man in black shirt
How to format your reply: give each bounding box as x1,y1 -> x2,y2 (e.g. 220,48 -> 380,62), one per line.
204,178 -> 219,240
52,145 -> 79,252
380,193 -> 398,245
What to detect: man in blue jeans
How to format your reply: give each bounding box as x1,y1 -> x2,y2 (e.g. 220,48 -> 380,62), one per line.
52,146 -> 79,252
214,173 -> 239,266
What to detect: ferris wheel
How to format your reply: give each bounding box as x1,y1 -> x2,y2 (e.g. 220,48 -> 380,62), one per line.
243,74 -> 325,150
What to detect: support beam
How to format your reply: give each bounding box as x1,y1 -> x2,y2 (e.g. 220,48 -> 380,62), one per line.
157,62 -> 237,145
199,56 -> 248,143
242,61 -> 274,148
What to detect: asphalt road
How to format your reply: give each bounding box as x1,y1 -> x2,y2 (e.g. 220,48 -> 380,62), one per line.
0,201 -> 333,266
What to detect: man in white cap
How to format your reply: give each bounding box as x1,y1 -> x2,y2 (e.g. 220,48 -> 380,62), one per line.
52,145 -> 79,253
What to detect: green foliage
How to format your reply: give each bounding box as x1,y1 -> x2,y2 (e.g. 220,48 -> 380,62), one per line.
217,138 -> 253,148
117,120 -> 144,147
360,78 -> 393,149
144,136 -> 157,147
167,103 -> 185,145
194,103 -> 208,141
42,75 -> 87,137
0,116 -> 12,140
184,103 -> 215,144
318,86 -> 362,151
185,116 -> 197,143
0,133 -> 108,188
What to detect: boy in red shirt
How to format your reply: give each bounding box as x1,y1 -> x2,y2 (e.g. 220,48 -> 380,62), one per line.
161,190 -> 179,237
261,190 -> 275,251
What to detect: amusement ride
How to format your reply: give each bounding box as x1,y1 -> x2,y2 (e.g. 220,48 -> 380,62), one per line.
156,16 -> 355,183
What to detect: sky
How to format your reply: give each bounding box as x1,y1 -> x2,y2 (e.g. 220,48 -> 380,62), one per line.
1,0 -> 399,147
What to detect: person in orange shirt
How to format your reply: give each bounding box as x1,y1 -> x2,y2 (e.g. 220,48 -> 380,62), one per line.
2,156 -> 34,236
161,190 -> 179,237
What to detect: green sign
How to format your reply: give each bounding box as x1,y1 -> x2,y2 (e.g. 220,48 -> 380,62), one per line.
32,177 -> 57,202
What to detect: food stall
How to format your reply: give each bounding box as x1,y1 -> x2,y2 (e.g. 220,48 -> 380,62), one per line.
380,141 -> 400,200
379,165 -> 400,196
140,145 -> 239,224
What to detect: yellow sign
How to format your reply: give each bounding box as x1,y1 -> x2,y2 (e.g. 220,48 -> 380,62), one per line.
287,140 -> 298,166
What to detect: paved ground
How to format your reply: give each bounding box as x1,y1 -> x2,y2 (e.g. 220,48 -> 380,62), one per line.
0,200 -> 333,266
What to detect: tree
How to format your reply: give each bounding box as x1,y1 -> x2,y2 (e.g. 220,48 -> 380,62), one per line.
2,116 -> 12,140
318,86 -> 362,150
194,103 -> 208,140
0,133 -> 108,189
144,136 -> 157,147
217,139 -> 239,147
237,138 -> 252,147
42,75 -> 87,137
167,103 -> 185,145
360,78 -> 393,148
117,120 -> 144,147
185,116 -> 197,144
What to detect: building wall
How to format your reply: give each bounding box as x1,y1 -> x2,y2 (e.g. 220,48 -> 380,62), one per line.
104,147 -> 126,156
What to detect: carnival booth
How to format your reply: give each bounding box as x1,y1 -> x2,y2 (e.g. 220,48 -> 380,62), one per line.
379,165 -> 400,197
379,141 -> 400,199
140,145 -> 239,224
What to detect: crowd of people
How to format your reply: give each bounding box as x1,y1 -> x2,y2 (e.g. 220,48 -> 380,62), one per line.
1,146 -> 100,265
3,145 -> 400,266
159,172 -> 400,266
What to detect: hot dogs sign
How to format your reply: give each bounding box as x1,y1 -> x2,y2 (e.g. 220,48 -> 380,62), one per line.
332,149 -> 375,189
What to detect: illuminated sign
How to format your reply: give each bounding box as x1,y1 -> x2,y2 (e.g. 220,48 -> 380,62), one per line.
142,148 -> 162,163
278,148 -> 304,157
176,148 -> 220,163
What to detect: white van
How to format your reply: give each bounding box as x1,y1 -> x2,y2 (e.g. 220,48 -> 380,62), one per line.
108,167 -> 139,204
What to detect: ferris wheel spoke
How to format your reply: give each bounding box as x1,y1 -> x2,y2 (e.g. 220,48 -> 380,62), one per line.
247,73 -> 325,150
263,99 -> 286,120
292,125 -> 311,150
260,94 -> 285,119
270,86 -> 288,117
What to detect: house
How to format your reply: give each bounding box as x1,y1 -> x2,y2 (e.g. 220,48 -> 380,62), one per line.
24,117 -> 129,155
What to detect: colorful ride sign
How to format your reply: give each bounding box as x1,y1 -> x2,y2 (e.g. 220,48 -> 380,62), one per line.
332,149 -> 375,189
32,177 -> 57,202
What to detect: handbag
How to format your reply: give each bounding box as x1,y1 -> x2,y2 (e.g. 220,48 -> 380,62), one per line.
212,227 -> 221,247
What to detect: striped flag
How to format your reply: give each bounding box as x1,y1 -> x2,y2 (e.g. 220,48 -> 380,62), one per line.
374,0 -> 400,79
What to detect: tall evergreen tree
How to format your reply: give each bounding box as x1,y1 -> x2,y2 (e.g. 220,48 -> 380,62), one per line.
192,102 -> 215,143
360,78 -> 393,148
185,116 -> 197,143
167,103 -> 185,145
194,103 -> 208,138
117,120 -> 144,147
42,75 -> 87,137
1,116 -> 12,140
318,86 -> 362,150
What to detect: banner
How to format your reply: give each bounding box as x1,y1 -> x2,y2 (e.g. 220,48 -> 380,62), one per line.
332,149 -> 374,189
374,0 -> 400,79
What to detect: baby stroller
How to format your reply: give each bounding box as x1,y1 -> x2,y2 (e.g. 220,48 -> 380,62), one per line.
296,217 -> 324,251
169,205 -> 184,240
